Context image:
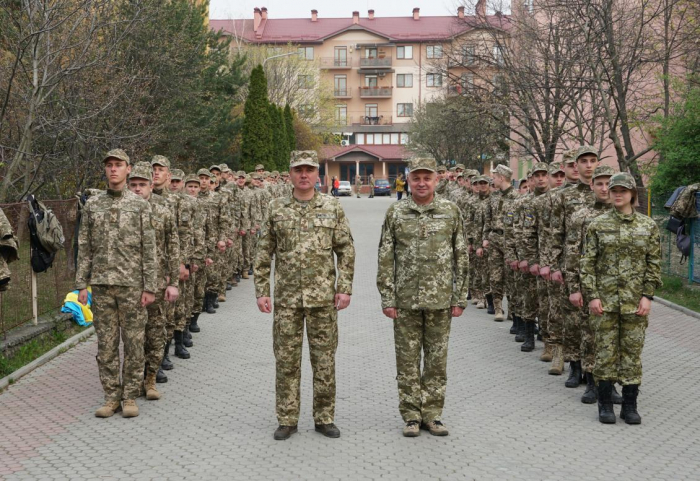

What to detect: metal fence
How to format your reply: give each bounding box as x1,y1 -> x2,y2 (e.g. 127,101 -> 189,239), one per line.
649,191 -> 700,284
1,199 -> 78,339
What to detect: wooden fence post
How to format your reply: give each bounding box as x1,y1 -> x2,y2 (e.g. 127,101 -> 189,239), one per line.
31,270 -> 38,325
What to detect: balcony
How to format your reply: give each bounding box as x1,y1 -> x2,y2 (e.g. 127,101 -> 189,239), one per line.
333,89 -> 353,99
357,114 -> 393,126
320,57 -> 354,69
360,56 -> 392,68
359,86 -> 393,98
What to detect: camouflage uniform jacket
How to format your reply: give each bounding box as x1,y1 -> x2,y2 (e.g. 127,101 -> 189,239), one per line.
505,192 -> 533,262
546,182 -> 596,271
198,191 -> 227,256
520,187 -> 550,266
484,186 -> 517,243
249,187 -> 265,229
75,188 -> 157,293
472,193 -> 491,247
455,191 -> 477,245
217,186 -> 239,239
236,186 -> 252,232
153,188 -> 194,265
377,196 -> 469,310
254,192 -> 355,308
564,200 -> 611,296
148,194 -> 180,289
436,179 -> 448,196
190,197 -> 210,263
580,209 -> 662,314
0,208 -> 19,288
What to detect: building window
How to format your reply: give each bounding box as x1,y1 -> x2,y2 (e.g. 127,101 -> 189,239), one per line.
298,75 -> 313,89
461,73 -> 474,91
356,133 -> 365,144
297,46 -> 314,60
426,73 -> 443,87
334,75 -> 347,96
397,74 -> 413,88
359,164 -> 374,177
334,47 -> 348,66
493,45 -> 504,66
365,75 -> 378,87
365,47 -> 377,59
390,133 -> 399,144
523,0 -> 534,13
397,46 -> 413,59
383,133 -> 391,144
366,133 -> 374,144
375,134 -> 383,145
400,133 -> 409,144
365,103 -> 378,117
463,45 -> 475,65
335,104 -> 347,123
397,103 -> 413,117
427,45 -> 443,59
340,164 -> 356,181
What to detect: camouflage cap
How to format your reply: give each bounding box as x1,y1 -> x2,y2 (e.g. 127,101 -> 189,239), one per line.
219,163 -> 229,170
254,164 -> 265,171
271,170 -> 280,177
592,165 -> 616,180
562,149 -> 577,164
494,164 -> 513,178
608,172 -> 636,190
236,170 -> 246,177
487,177 -> 494,185
221,166 -> 231,174
251,172 -> 262,180
455,163 -> 466,171
456,173 -> 464,179
466,169 -> 479,178
474,175 -> 489,184
170,169 -> 185,181
209,164 -> 222,172
409,156 -> 438,173
281,171 -> 290,177
128,162 -> 153,182
197,168 -> 214,178
577,145 -> 598,160
103,148 -> 130,165
289,150 -> 319,169
184,174 -> 200,184
151,155 -> 170,168
531,162 -> 549,174
449,166 -> 457,172
436,165 -> 447,173
548,162 -> 564,175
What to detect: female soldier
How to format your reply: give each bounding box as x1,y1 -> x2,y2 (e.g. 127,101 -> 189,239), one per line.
581,172 -> 662,425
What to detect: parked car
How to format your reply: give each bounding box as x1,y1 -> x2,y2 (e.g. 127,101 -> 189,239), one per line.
373,179 -> 391,196
337,181 -> 352,196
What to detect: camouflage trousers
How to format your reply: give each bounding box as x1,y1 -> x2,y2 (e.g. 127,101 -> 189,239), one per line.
175,277 -> 193,332
206,251 -> 224,295
0,256 -> 10,291
394,308 -> 452,423
504,262 -> 517,316
487,236 -> 505,303
145,294 -> 167,377
473,251 -> 490,299
242,233 -> 255,270
273,305 -> 338,425
536,278 -> 550,342
193,266 -> 207,315
545,281 -> 566,345
577,308 -> 596,373
562,302 -> 582,362
91,285 -> 147,402
592,312 -> 648,385
520,273 -> 538,322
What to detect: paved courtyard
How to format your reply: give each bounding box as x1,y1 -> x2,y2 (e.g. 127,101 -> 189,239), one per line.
1,196 -> 700,480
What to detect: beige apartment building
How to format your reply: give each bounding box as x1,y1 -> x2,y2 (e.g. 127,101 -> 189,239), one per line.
211,6 -> 505,184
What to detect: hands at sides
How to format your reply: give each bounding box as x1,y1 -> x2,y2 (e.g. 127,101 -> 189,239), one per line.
589,298 -> 603,316
141,291 -> 156,307
335,293 -> 351,310
257,297 -> 272,313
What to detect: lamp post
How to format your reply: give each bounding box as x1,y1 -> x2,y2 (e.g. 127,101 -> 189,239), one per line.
262,51 -> 298,66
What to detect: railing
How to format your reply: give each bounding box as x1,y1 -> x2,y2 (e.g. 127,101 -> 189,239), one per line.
333,89 -> 353,98
320,57 -> 354,69
360,56 -> 392,67
358,115 -> 393,126
358,86 -> 393,98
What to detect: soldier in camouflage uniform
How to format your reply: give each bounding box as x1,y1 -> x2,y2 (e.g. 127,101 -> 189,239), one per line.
76,149 -> 157,418
378,156 -> 468,438
435,165 -> 448,196
197,169 -> 224,314
188,173 -> 214,320
200,169 -> 230,308
483,165 -> 517,321
564,165 -> 615,404
473,177 -> 492,310
354,174 -> 362,198
0,208 -> 18,291
127,163 -> 180,400
581,172 -> 661,425
255,150 -> 355,441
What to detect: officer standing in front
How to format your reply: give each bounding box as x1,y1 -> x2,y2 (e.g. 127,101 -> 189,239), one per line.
76,149 -> 157,418
377,156 -> 469,438
254,150 -> 356,441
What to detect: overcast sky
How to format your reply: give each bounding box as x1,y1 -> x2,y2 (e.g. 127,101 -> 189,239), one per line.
208,0 -> 462,20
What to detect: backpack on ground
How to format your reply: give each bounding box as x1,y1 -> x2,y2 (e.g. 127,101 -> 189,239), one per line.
27,195 -> 65,273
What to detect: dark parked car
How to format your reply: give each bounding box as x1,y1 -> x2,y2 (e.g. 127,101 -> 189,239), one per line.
373,179 -> 391,196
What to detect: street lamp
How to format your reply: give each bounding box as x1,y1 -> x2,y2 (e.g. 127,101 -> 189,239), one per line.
262,51 -> 298,66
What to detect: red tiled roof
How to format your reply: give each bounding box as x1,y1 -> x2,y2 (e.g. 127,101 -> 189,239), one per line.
320,144 -> 409,161
210,15 -> 511,43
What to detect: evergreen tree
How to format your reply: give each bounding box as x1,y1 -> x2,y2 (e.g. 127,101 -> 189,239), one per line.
278,105 -> 291,168
284,104 -> 296,152
242,65 -> 273,171
268,102 -> 287,171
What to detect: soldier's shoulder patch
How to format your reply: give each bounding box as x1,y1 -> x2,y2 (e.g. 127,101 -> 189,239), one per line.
316,213 -> 336,219
432,214 -> 451,219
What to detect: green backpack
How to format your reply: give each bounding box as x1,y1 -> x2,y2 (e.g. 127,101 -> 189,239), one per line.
669,183 -> 700,220
27,195 -> 65,253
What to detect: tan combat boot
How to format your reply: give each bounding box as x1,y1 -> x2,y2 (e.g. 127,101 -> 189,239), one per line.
122,399 -> 139,418
540,342 -> 553,362
218,293 -> 226,302
95,400 -> 121,418
476,299 -> 486,309
145,373 -> 161,401
402,421 -> 420,437
422,420 -> 449,436
494,299 -> 505,321
241,271 -> 249,279
548,344 -> 564,375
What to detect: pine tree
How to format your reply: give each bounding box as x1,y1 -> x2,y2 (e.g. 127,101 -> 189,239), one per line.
268,102 -> 287,171
277,105 -> 290,170
284,104 -> 296,153
242,65 -> 273,171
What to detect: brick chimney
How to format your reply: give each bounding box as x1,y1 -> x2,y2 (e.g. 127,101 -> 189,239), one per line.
476,0 -> 486,18
352,11 -> 360,24
457,6 -> 465,19
413,7 -> 420,20
253,7 -> 261,32
261,7 -> 268,20
368,9 -> 375,20
311,9 -> 318,22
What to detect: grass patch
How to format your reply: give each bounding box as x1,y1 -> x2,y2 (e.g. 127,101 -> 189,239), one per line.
657,274 -> 700,313
0,325 -> 88,378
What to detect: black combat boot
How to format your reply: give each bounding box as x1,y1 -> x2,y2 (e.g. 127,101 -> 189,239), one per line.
226,283 -> 232,291
535,322 -> 542,341
205,292 -> 216,314
510,315 -> 519,335
467,290 -> 472,301
515,317 -> 527,343
611,384 -> 622,404
565,361 -> 582,388
597,380 -> 617,424
174,331 -> 191,359
248,267 -> 254,276
520,321 -> 535,352
156,367 -> 168,383
161,340 -> 173,371
189,313 -> 201,333
581,372 -> 597,404
619,385 -> 641,424
486,294 -> 495,315
183,329 -> 193,348
212,292 -> 220,309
